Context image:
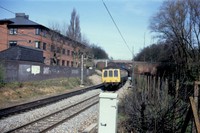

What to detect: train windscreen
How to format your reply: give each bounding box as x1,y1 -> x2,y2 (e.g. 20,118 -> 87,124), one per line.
109,70 -> 113,77
114,70 -> 118,77
104,70 -> 108,77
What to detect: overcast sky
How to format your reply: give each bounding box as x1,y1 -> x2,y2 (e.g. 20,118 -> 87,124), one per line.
0,0 -> 163,60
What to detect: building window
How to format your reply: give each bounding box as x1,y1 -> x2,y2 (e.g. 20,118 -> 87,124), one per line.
43,43 -> 46,50
71,61 -> 74,67
67,61 -> 69,66
67,50 -> 70,56
57,47 -> 61,53
43,30 -> 46,37
57,59 -> 60,65
35,41 -> 40,49
9,41 -> 17,47
35,28 -> 41,35
62,49 -> 65,54
50,58 -> 54,65
62,60 -> 65,66
51,45 -> 55,52
9,28 -> 17,35
71,51 -> 74,57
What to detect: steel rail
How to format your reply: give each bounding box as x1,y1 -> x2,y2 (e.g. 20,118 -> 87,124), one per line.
41,100 -> 99,133
0,83 -> 104,119
5,93 -> 100,133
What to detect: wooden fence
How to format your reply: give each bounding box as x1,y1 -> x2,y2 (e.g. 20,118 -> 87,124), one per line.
182,81 -> 200,133
133,74 -> 200,132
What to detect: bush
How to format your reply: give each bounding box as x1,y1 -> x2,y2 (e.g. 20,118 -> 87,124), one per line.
0,64 -> 5,88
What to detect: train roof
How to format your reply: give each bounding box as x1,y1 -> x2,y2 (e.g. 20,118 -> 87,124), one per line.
103,66 -> 131,76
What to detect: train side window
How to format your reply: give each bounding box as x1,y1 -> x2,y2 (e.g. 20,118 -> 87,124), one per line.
114,70 -> 118,77
104,71 -> 108,77
109,70 -> 113,77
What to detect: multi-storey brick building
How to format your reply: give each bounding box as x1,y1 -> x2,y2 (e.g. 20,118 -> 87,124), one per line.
0,13 -> 85,67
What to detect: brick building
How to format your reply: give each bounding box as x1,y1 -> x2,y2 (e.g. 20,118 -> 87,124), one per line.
0,13 -> 86,67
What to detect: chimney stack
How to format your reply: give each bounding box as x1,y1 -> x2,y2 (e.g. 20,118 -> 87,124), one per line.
15,13 -> 29,19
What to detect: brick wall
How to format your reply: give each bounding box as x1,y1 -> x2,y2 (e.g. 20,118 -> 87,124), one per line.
0,24 -> 9,51
5,27 -> 76,66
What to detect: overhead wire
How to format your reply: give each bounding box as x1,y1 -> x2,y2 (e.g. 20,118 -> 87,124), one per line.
101,0 -> 133,55
0,5 -> 43,42
0,5 -> 15,14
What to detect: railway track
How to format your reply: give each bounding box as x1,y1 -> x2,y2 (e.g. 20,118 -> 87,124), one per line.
5,93 -> 99,133
0,83 -> 104,119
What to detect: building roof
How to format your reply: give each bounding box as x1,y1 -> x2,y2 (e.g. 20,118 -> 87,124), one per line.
0,13 -> 86,48
0,13 -> 45,28
0,45 -> 44,63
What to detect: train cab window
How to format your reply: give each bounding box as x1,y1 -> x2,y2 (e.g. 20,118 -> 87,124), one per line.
109,70 -> 113,77
114,70 -> 118,77
104,71 -> 108,77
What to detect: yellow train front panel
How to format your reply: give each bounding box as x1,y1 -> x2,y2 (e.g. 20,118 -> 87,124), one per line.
102,69 -> 121,83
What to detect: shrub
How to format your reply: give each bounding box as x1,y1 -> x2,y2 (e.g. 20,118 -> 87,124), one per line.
0,64 -> 5,88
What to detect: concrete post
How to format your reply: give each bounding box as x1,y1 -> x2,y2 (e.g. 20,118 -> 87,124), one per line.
98,92 -> 118,133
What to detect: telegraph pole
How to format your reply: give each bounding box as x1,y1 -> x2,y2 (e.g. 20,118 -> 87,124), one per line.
132,47 -> 135,87
80,54 -> 84,87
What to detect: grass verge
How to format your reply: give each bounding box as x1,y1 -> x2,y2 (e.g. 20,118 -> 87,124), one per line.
0,77 -> 93,108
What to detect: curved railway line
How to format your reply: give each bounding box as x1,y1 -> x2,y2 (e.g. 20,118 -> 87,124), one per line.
0,83 -> 104,119
5,93 -> 99,133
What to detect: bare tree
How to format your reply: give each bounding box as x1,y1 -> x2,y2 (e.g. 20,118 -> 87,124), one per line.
48,22 -> 64,66
119,1 -> 200,132
66,8 -> 83,67
150,0 -> 200,80
80,35 -> 94,67
66,8 -> 81,42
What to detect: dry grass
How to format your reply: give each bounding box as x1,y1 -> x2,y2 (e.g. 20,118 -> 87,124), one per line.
0,77 -> 94,108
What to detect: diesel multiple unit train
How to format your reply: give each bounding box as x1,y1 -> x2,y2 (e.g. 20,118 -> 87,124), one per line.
101,67 -> 128,90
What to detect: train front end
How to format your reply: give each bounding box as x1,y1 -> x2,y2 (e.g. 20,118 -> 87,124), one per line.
102,69 -> 121,89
